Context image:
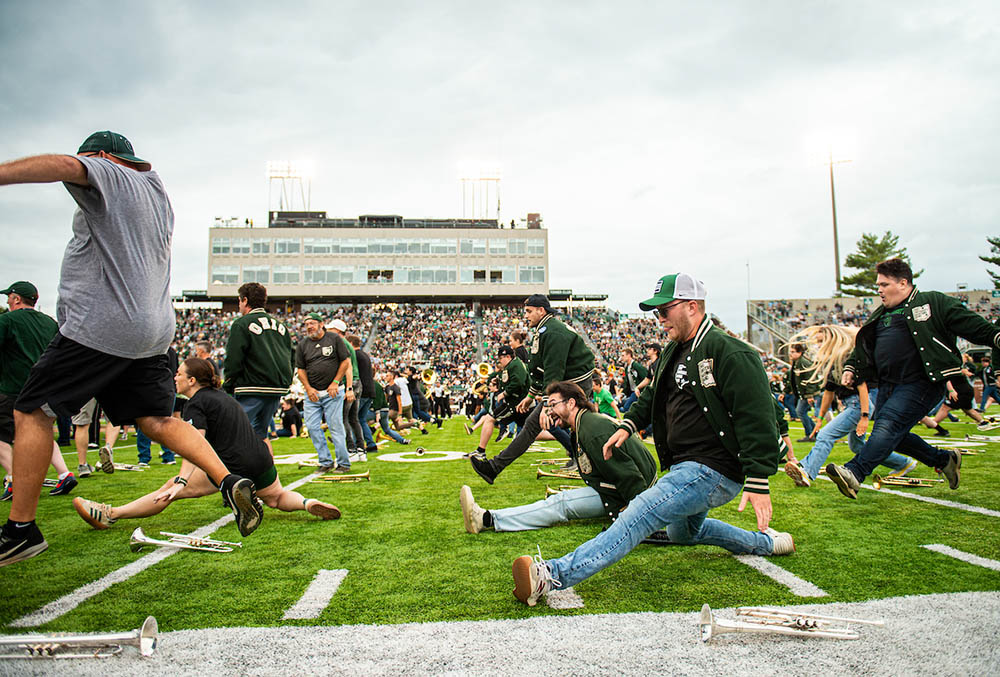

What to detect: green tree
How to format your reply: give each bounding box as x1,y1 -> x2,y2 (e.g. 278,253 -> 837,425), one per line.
979,236 -> 1000,289
839,230 -> 921,297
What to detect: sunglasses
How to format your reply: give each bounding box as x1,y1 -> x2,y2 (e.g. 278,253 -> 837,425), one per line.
652,300 -> 687,318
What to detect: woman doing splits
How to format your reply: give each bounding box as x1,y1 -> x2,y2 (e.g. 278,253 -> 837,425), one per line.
73,358 -> 340,529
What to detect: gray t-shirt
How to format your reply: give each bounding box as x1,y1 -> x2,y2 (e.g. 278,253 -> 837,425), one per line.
60,155 -> 175,358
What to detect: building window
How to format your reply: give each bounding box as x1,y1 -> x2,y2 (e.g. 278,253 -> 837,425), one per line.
252,238 -> 270,255
231,238 -> 251,255
519,265 -> 545,284
491,266 -> 515,283
508,239 -> 526,255
527,239 -> 545,256
304,238 -> 334,254
242,265 -> 270,284
489,239 -> 508,256
368,269 -> 393,283
211,238 -> 230,255
273,265 -> 300,284
274,238 -> 300,254
461,266 -> 487,283
429,239 -> 457,255
210,266 -> 238,285
460,239 -> 487,255
304,265 -> 355,284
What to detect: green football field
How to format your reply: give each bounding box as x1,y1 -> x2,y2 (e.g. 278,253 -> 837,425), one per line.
2,410 -> 999,635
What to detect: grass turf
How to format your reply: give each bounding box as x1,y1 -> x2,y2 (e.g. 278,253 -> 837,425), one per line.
1,409 -> 999,633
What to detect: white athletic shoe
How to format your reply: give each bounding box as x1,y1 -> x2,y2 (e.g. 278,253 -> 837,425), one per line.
886,458 -> 918,478
460,485 -> 486,534
98,445 -> 114,474
783,461 -> 811,487
512,548 -> 560,606
73,497 -> 116,529
765,528 -> 795,555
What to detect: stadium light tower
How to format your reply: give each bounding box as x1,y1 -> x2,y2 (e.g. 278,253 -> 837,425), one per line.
267,161 -> 312,212
827,150 -> 851,296
458,165 -> 502,220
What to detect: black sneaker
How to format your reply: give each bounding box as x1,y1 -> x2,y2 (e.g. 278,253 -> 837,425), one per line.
0,479 -> 11,502
0,522 -> 48,568
48,474 -> 78,496
940,449 -> 961,490
934,426 -> 950,437
495,428 -> 510,443
435,417 -> 443,429
420,427 -> 429,435
470,455 -> 497,485
221,477 -> 264,537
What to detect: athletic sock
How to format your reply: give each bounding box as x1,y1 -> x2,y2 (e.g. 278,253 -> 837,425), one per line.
3,519 -> 34,537
483,511 -> 493,528
476,446 -> 486,454
58,472 -> 71,480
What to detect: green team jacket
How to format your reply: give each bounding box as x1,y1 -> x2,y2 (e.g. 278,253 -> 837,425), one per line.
498,357 -> 528,403
527,314 -> 595,398
790,355 -> 821,398
846,288 -> 1000,385
372,380 -> 388,410
222,309 -> 293,397
618,315 -> 781,495
572,409 -> 657,519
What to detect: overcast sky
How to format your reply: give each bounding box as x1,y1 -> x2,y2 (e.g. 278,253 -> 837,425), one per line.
1,1 -> 996,329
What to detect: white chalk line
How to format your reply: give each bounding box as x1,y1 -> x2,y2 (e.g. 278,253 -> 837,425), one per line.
283,569 -> 349,619
545,586 -> 585,609
921,544 -> 1000,572
815,475 -> 1000,518
11,473 -> 318,628
733,555 -> 828,597
60,443 -> 137,458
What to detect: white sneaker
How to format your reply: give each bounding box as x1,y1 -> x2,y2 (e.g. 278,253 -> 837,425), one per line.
512,548 -> 561,606
783,461 -> 811,487
765,527 -> 795,555
826,463 -> 860,499
73,497 -> 116,529
886,457 -> 918,478
348,452 -> 367,463
460,485 -> 486,534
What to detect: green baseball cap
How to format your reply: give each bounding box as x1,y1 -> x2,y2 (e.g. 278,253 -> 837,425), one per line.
306,312 -> 325,322
77,131 -> 151,171
1,281 -> 38,300
638,273 -> 706,311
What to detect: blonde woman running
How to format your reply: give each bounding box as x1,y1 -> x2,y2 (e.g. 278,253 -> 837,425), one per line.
784,326 -> 915,487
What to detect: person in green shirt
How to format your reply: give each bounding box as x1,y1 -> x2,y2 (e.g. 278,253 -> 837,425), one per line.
591,371 -> 621,418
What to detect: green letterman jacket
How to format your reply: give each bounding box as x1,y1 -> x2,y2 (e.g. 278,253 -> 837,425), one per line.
527,314 -> 595,398
499,357 -> 528,403
845,288 -> 1000,385
222,309 -> 293,397
618,316 -> 781,495
573,409 -> 657,519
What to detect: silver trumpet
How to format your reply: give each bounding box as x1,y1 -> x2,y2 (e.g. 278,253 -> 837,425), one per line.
699,604 -> 884,642
310,470 -> 371,483
95,462 -> 145,472
530,458 -> 572,467
129,527 -> 241,553
0,615 -> 158,659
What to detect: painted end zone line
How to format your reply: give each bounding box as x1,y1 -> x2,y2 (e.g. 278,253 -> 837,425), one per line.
816,475 -> 1000,518
283,569 -> 349,619
921,544 -> 1000,572
734,555 -> 827,597
12,473 -> 318,628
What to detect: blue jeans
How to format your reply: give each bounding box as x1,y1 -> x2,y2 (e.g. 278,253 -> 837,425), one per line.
493,487 -> 605,532
236,395 -> 281,439
845,381 -> 950,482
783,394 -> 798,419
795,398 -> 815,437
357,397 -> 377,450
800,390 -> 909,480
546,462 -> 774,589
377,410 -> 406,443
621,392 -> 638,412
303,390 -> 348,468
136,429 -> 175,464
411,396 -> 433,423
982,384 -> 999,409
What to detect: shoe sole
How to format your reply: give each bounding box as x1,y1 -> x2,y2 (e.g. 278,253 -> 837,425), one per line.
459,485 -> 481,534
470,458 -> 496,485
945,450 -> 961,490
73,497 -> 110,530
0,538 -> 49,568
826,465 -> 858,499
306,501 -> 341,520
49,478 -> 78,496
783,462 -> 811,488
99,447 -> 114,474
512,555 -> 538,606
228,479 -> 264,537
886,460 -> 919,479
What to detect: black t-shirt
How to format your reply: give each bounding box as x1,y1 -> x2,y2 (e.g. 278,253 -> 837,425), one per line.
184,388 -> 273,481
356,349 -> 375,398
384,383 -> 402,411
663,340 -> 743,485
874,308 -> 926,385
514,345 -> 530,364
280,405 -> 302,432
294,331 -> 351,390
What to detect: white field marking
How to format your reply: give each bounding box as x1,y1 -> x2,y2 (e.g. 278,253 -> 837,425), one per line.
545,586 -> 584,609
921,544 -> 1000,572
11,473 -> 318,628
733,555 -> 828,597
61,443 -> 137,458
282,569 -> 349,619
816,475 -> 1000,518
377,450 -> 466,463
272,452 -> 320,466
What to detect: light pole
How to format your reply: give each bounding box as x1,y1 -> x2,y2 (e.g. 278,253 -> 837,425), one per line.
827,150 -> 851,295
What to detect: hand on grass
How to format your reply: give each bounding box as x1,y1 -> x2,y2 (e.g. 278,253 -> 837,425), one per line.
738,491 -> 772,532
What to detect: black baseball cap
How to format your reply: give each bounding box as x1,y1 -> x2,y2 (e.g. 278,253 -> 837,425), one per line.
77,131 -> 151,171
497,345 -> 515,358
524,294 -> 554,312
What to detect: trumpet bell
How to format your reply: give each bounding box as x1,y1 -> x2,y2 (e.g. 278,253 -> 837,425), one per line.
477,362 -> 493,378
421,368 -> 436,385
0,615 -> 158,659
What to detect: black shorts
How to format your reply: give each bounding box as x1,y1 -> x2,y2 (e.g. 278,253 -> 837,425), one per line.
15,333 -> 174,426
0,393 -> 14,445
948,378 -> 975,411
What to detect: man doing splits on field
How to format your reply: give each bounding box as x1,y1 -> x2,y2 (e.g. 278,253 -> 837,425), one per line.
510,273 -> 793,606
460,380 -> 655,533
73,358 -> 340,529
826,258 -> 1000,499
471,294 -> 594,484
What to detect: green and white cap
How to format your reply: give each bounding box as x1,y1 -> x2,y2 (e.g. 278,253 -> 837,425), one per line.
638,273 -> 706,311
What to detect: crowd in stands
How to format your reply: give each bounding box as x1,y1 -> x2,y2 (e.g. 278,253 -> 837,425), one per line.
480,305 -> 529,355
367,304 -> 477,383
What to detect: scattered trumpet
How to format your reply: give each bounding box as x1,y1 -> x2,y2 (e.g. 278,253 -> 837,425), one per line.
537,468 -> 581,481
310,470 -> 371,483
530,458 -> 572,467
871,474 -> 944,490
545,485 -> 581,497
965,434 -> 999,442
955,448 -> 983,456
415,447 -> 426,456
95,462 -> 145,472
129,527 -> 241,553
699,605 -> 884,642
0,615 -> 158,659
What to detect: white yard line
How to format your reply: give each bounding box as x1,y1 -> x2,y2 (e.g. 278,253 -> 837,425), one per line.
816,475 -> 1000,518
11,473 -> 318,628
61,443 -> 137,458
545,587 -> 585,609
732,555 -> 828,597
282,569 -> 349,619
921,544 -> 1000,572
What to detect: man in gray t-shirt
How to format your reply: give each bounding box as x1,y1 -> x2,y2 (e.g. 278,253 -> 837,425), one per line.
0,131 -> 264,568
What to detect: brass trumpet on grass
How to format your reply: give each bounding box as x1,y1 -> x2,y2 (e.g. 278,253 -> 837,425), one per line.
536,468 -> 581,481
871,474 -> 944,490
529,458 -> 572,467
0,616 -> 158,659
310,470 -> 371,483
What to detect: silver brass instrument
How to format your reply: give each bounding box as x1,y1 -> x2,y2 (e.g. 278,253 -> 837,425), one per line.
0,615 -> 158,659
95,462 -> 145,472
415,446 -> 427,456
298,460 -> 320,468
965,434 -> 1000,442
310,470 -> 371,483
129,527 -> 241,553
871,474 -> 944,490
699,605 -> 883,642
537,468 -> 582,481
530,458 -> 571,467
